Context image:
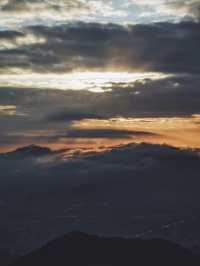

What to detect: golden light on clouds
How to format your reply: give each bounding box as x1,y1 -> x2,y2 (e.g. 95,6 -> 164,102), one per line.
1,115 -> 200,155
72,115 -> 200,149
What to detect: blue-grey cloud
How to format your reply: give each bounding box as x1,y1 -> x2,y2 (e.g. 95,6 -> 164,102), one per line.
46,110 -> 105,122
65,129 -> 156,138
0,21 -> 199,74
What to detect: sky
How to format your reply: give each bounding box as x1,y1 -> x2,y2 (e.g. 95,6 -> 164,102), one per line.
0,0 -> 200,153
1,1 -> 200,257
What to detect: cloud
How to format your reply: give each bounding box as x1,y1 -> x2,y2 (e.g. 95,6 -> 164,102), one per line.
0,31 -> 46,50
0,0 -> 199,28
0,0 -> 124,27
46,110 -> 105,122
66,128 -> 155,138
1,142 -> 200,209
159,0 -> 200,20
0,21 -> 199,74
0,105 -> 17,115
0,74 -> 200,121
132,0 -> 200,21
0,29 -> 23,39
0,74 -> 200,149
109,75 -> 200,117
0,129 -> 155,147
84,142 -> 200,165
0,0 -> 90,13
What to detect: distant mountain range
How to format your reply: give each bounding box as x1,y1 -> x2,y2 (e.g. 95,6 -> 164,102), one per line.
10,232 -> 200,266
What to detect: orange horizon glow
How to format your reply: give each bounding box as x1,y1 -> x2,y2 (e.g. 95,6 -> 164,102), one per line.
1,115 -> 200,156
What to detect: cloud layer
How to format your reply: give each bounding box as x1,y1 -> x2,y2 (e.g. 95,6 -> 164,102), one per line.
0,0 -> 199,27
0,74 -> 200,149
0,21 -> 199,74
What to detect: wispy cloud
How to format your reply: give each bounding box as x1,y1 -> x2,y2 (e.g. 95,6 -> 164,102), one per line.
131,0 -> 200,21
0,0 -> 127,27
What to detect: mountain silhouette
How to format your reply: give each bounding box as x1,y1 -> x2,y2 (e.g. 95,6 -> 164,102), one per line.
11,232 -> 200,266
1,145 -> 53,159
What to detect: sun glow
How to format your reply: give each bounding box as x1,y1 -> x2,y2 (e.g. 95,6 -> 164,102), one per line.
0,72 -> 170,92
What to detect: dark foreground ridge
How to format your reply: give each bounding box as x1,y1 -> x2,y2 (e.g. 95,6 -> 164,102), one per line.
11,232 -> 200,266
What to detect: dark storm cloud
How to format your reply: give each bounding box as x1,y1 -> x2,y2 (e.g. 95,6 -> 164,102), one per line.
109,75 -> 200,117
0,21 -> 200,74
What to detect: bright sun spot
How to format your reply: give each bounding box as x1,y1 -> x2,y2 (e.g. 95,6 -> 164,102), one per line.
0,72 -> 170,92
